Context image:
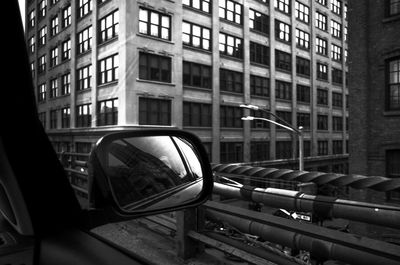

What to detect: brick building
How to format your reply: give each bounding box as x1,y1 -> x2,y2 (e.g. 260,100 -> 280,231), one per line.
348,0 -> 400,200
25,0 -> 349,171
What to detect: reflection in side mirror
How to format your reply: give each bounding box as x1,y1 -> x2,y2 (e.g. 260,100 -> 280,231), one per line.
88,130 -> 213,216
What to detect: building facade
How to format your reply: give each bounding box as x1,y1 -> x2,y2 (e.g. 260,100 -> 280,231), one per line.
26,0 -> 348,171
348,0 -> 400,200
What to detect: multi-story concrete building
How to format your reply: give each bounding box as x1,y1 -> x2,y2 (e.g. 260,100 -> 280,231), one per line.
25,0 -> 348,171
348,1 -> 400,200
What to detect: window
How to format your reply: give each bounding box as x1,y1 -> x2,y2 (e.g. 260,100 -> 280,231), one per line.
139,98 -> 171,125
220,105 -> 243,128
50,109 -> 58,129
249,9 -> 269,35
29,36 -> 35,53
317,114 -> 328,130
297,84 -> 310,103
250,110 -> 270,129
331,44 -> 342,61
139,8 -> 171,41
332,116 -> 343,131
220,68 -> 243,93
315,12 -> 327,31
183,102 -> 212,127
61,72 -> 70,95
99,10 -> 119,43
276,110 -> 292,126
317,88 -> 328,105
386,150 -> 400,200
50,15 -> 59,36
38,83 -> 46,102
330,20 -> 342,39
139,52 -> 171,83
182,21 -> 211,50
97,98 -> 118,126
183,0 -> 211,13
28,9 -> 35,29
276,141 -> 292,159
62,5 -> 71,28
61,39 -> 71,61
77,65 -> 92,91
78,0 -> 92,18
332,140 -> 343,155
75,142 -> 92,161
295,29 -> 310,49
182,61 -> 211,89
297,112 -> 310,129
295,1 -> 309,23
251,141 -> 270,161
220,142 -> 243,163
50,47 -> 58,67
38,0 -> 47,20
318,140 -> 328,155
344,3 -> 348,19
316,0 -> 326,6
250,75 -> 269,97
219,0 -> 242,24
31,62 -> 35,78
76,104 -> 92,127
38,112 -> 46,129
274,0 -> 290,14
332,92 -> 343,107
296,57 -> 310,77
317,62 -> 328,80
332,68 -> 343,84
98,54 -> 119,85
49,78 -> 58,98
61,107 -> 70,128
50,0 -> 60,5
276,80 -> 292,100
344,26 -> 348,42
38,26 -> 47,47
387,57 -> 400,110
77,26 -> 92,54
331,0 -> 342,15
316,37 -> 327,55
38,54 -> 46,74
388,0 -> 400,16
275,20 -> 291,42
275,50 -> 291,72
219,33 -> 243,59
250,42 -> 269,66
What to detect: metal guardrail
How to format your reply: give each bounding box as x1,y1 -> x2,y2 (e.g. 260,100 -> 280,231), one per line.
58,152 -> 400,265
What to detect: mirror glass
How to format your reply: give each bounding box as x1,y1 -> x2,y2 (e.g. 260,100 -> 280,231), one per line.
98,135 -> 204,212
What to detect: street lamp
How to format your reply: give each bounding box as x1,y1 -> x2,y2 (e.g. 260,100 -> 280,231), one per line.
240,104 -> 304,171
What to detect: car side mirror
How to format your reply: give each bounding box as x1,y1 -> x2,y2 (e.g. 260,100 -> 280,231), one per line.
87,130 -> 213,220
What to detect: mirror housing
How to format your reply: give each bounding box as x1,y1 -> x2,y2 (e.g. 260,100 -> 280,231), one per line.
86,130 -> 213,221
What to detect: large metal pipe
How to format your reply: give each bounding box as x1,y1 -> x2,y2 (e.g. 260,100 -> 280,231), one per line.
213,182 -> 400,229
205,201 -> 400,265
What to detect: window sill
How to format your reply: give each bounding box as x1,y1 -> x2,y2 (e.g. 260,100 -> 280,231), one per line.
220,90 -> 244,96
220,127 -> 244,131
182,126 -> 212,130
137,33 -> 173,44
219,18 -> 243,28
98,36 -> 119,48
276,68 -> 292,74
250,62 -> 269,69
296,18 -> 310,26
183,85 -> 212,91
77,12 -> 92,22
77,50 -> 92,58
183,45 -> 212,54
220,54 -> 244,63
249,29 -> 269,38
182,5 -> 212,16
98,81 -> 118,88
316,78 -> 329,83
136,78 -> 175,86
383,110 -> 400,116
382,14 -> 400,23
296,45 -> 310,52
77,88 -> 92,94
296,73 -> 311,79
250,95 -> 270,100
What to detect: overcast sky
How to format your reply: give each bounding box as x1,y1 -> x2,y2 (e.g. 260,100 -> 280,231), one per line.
18,0 -> 25,29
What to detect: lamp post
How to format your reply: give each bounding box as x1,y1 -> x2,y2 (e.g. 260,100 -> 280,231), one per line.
240,104 -> 304,171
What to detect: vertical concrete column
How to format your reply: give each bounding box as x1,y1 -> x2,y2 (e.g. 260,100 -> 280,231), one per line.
173,2 -> 184,129
341,8 -> 348,155
70,0 -> 77,128
91,1 -> 98,128
243,2 -> 251,162
212,0 -> 221,163
269,0 -> 276,160
310,0 -> 317,157
118,0 -> 128,126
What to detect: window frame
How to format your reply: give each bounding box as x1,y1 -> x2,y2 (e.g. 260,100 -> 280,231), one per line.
139,7 -> 171,41
182,21 -> 211,50
99,9 -> 119,44
98,54 -> 119,85
138,52 -> 172,83
138,97 -> 172,126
